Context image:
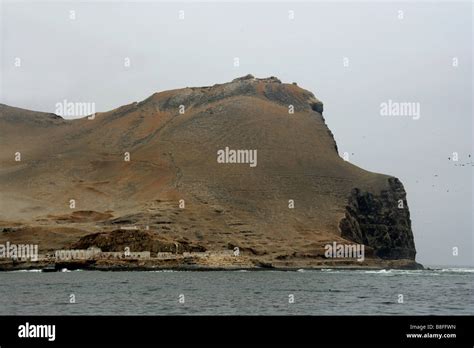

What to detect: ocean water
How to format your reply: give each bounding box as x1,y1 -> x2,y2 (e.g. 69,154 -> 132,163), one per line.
0,268 -> 472,315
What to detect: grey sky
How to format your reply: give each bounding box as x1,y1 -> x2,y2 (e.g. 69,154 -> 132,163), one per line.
1,1 -> 472,266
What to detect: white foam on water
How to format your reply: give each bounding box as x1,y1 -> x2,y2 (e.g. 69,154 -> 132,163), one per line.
365,269 -> 392,274
391,270 -> 425,275
440,268 -> 474,273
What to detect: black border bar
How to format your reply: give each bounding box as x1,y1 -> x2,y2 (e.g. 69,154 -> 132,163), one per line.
0,315 -> 472,346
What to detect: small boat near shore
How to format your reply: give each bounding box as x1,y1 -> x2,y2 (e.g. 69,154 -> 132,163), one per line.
42,264 -> 57,272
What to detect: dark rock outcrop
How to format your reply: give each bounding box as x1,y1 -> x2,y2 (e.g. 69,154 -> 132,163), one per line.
71,229 -> 206,254
339,178 -> 416,259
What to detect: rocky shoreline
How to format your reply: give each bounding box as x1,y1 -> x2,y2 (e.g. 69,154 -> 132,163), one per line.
0,257 -> 423,272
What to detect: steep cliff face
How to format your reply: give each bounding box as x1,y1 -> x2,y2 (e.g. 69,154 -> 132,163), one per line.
339,178 -> 416,260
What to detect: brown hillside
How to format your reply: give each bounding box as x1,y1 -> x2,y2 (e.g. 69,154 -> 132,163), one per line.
0,75 -> 417,267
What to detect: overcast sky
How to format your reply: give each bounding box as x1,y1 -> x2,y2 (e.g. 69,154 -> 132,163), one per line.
1,1 -> 472,266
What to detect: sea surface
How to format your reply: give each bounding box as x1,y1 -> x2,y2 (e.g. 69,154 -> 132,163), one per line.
0,267 -> 472,315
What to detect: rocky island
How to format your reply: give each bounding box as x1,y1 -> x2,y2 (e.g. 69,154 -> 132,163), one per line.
0,75 -> 422,271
